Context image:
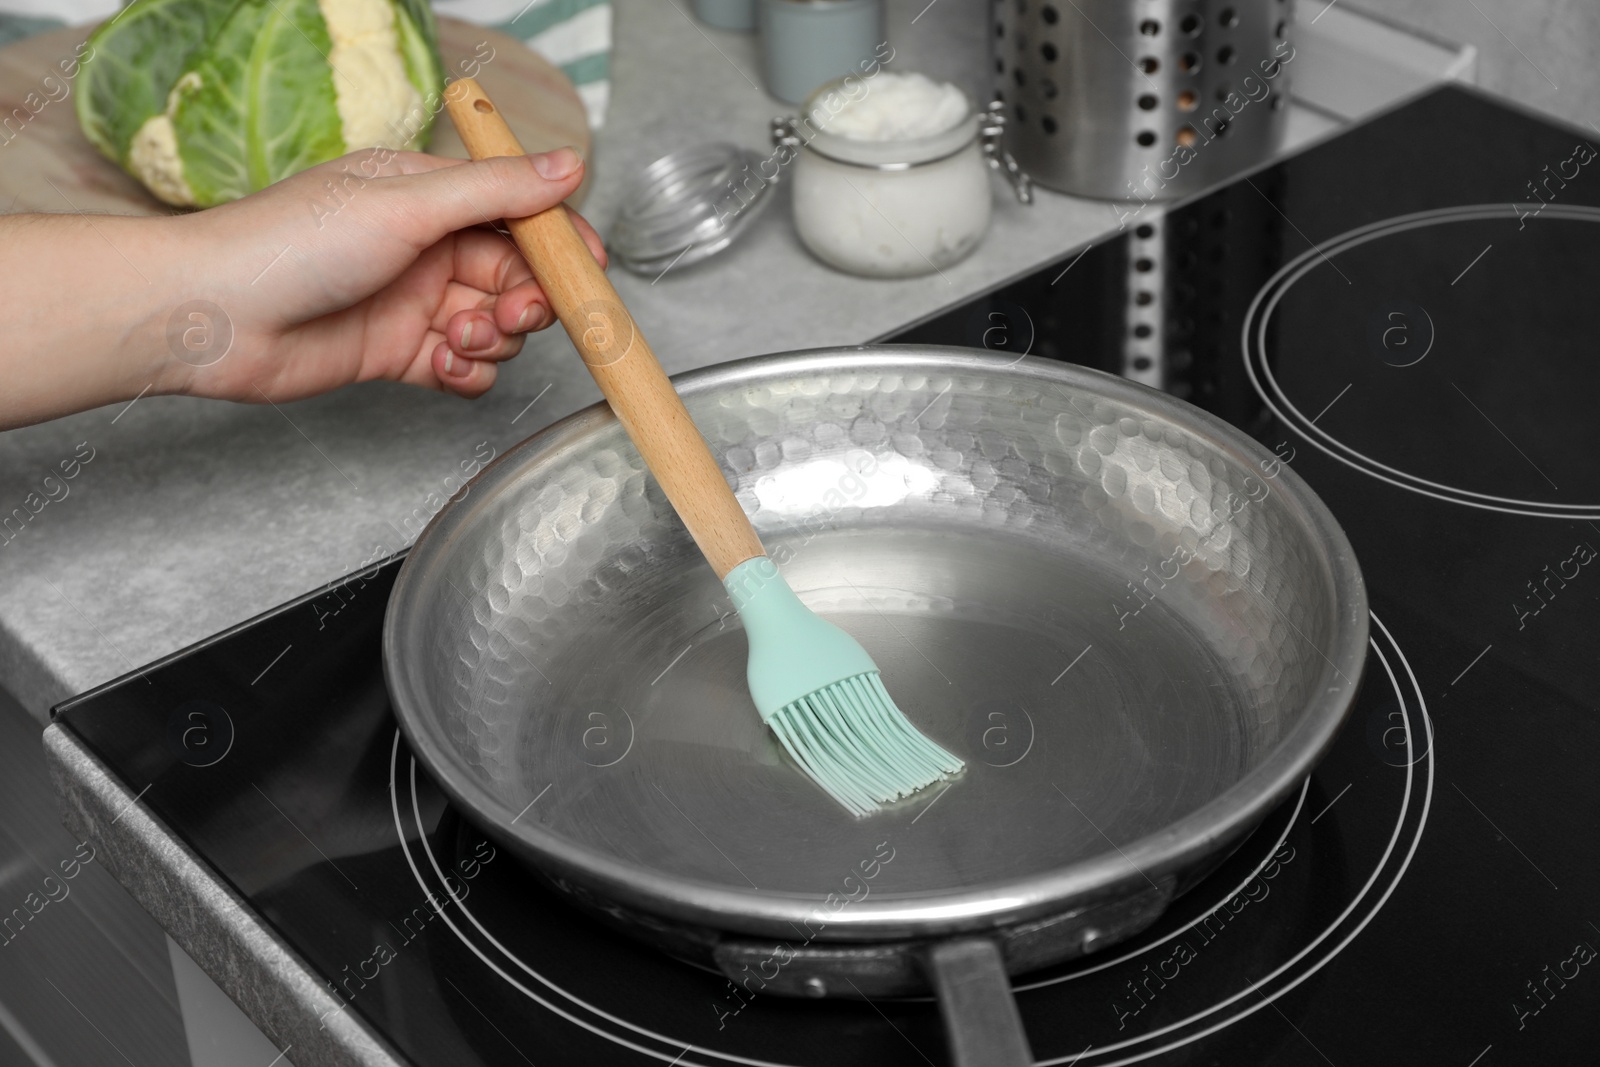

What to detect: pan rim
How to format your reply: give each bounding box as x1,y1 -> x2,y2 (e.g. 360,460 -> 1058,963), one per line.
383,345 -> 1368,941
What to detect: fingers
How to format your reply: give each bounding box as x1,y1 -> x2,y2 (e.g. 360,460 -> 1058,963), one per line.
443,305 -> 527,362
286,147 -> 610,405
495,280 -> 551,335
339,149 -> 464,179
448,229 -> 545,332
567,207 -> 609,270
448,223 -> 615,340
293,147 -> 444,182
368,150 -> 586,251
431,340 -> 499,399
359,151 -> 607,269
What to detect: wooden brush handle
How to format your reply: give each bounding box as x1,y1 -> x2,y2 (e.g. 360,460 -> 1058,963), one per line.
444,78 -> 765,579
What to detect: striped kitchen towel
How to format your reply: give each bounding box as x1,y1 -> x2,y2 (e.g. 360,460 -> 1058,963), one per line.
434,0 -> 612,126
0,0 -> 612,125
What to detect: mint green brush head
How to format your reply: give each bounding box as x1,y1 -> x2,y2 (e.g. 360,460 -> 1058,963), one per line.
725,557 -> 965,816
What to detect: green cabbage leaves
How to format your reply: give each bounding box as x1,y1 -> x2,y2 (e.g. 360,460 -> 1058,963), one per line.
77,0 -> 444,207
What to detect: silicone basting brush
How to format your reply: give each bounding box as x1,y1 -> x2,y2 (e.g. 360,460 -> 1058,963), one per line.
445,80 -> 964,815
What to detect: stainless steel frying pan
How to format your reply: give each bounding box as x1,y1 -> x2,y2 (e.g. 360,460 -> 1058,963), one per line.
383,347 -> 1367,1065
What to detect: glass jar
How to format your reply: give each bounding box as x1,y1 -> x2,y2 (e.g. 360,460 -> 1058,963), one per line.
775,78 -> 1031,279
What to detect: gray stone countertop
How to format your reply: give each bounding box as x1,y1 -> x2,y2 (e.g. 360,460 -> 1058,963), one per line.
0,0 -> 1435,721
0,0 -> 1125,721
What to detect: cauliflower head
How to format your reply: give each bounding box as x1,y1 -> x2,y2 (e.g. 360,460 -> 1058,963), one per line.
77,0 -> 445,207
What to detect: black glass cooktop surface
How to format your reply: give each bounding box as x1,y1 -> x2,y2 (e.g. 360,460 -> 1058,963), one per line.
57,86 -> 1600,1065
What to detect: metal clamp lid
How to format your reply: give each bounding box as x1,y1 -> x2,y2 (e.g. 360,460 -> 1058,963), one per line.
981,98 -> 1034,205
771,115 -> 802,154
773,102 -> 1034,202
607,143 -> 775,276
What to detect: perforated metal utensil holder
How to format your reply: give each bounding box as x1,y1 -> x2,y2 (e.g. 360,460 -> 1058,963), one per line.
994,0 -> 1294,200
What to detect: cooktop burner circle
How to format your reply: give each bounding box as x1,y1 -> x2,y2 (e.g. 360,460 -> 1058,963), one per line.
1024,612 -> 1433,1065
388,612 -> 1433,1066
1243,204 -> 1600,518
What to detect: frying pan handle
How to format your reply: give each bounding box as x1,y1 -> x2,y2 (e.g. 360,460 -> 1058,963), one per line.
442,79 -> 766,580
924,938 -> 1034,1067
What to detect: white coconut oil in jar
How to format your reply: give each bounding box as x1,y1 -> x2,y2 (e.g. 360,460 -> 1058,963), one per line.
782,72 -> 992,278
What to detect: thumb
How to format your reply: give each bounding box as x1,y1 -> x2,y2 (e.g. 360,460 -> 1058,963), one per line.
368,149 -> 585,246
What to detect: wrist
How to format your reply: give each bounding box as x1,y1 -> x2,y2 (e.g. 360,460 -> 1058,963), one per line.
63,214 -> 203,405
116,213 -> 216,401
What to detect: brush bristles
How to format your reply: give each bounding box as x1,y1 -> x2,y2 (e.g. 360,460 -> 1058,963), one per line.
766,673 -> 964,817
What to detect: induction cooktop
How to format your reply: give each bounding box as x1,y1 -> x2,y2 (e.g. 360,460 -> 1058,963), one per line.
56,85 -> 1600,1066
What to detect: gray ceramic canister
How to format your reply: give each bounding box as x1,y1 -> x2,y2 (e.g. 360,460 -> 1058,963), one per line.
758,0 -> 886,104
693,0 -> 757,31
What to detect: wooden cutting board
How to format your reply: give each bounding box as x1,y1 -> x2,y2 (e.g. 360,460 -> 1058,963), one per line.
0,16 -> 592,216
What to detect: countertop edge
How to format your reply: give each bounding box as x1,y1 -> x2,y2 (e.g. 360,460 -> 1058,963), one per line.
43,723 -> 408,1067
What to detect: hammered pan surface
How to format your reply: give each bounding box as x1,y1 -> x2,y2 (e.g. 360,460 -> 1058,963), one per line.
384,347 -> 1365,938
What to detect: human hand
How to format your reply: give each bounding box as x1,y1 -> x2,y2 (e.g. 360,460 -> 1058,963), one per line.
165,146 -> 605,402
